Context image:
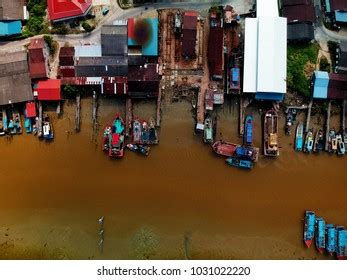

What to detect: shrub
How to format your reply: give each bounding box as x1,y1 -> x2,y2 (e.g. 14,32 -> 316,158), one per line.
319,56 -> 331,72
82,22 -> 94,32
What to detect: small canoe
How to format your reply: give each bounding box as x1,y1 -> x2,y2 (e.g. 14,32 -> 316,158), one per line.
126,143 -> 150,156
295,123 -> 304,151
226,157 -> 253,170
212,140 -> 238,157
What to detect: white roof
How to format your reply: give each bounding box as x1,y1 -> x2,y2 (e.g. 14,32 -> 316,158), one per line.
243,2 -> 287,95
75,45 -> 102,57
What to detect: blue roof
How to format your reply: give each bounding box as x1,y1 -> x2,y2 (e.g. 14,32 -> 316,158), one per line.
313,71 -> 329,99
128,18 -> 158,56
231,68 -> 239,82
325,0 -> 331,13
255,92 -> 284,101
335,11 -> 347,23
0,21 -> 22,37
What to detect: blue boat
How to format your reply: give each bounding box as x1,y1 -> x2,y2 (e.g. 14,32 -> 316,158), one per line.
295,123 -> 304,151
325,224 -> 336,256
0,108 -> 5,135
235,146 -> 259,162
24,118 -> 32,133
2,108 -> 7,132
304,129 -> 314,153
315,217 -> 325,253
304,210 -> 315,248
226,157 -> 253,170
244,115 -> 253,146
336,226 -> 346,260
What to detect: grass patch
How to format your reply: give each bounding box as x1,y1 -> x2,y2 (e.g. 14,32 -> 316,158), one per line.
287,42 -> 320,98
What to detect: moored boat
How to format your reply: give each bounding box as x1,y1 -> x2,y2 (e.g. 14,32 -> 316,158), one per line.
235,146 -> 259,162
285,108 -> 297,135
102,125 -> 112,152
264,109 -> 279,157
325,224 -> 336,256
204,117 -> 213,144
295,122 -> 304,151
126,144 -> 150,156
109,114 -> 125,158
313,129 -> 324,152
0,109 -> 5,136
315,217 -> 326,253
148,118 -> 159,144
336,133 -> 345,155
212,140 -> 238,157
132,119 -> 142,143
226,157 -> 253,170
42,114 -> 53,140
12,109 -> 22,134
304,129 -> 314,153
336,226 -> 346,260
24,118 -> 32,134
244,115 -> 253,146
328,129 -> 337,153
2,108 -> 7,134
304,210 -> 315,248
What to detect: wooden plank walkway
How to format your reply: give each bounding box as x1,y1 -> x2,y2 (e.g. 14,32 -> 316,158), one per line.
325,100 -> 332,151
125,97 -> 133,137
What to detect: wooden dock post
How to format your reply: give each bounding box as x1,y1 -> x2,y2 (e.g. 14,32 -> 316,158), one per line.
125,97 -> 132,137
156,87 -> 162,127
325,100 -> 332,151
305,100 -> 313,133
75,93 -> 81,132
38,101 -> 43,137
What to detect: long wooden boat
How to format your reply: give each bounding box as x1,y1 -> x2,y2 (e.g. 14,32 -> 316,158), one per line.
12,109 -> 22,134
295,122 -> 304,151
0,109 -> 5,136
244,115 -> 253,146
204,117 -> 213,144
2,108 -> 7,134
304,210 -> 315,248
336,226 -> 346,260
235,146 -> 259,162
304,129 -> 314,153
325,224 -> 336,256
132,119 -> 142,143
264,109 -> 279,157
109,113 -> 125,158
315,217 -> 326,253
226,157 -> 253,170
313,129 -> 324,152
212,140 -> 238,157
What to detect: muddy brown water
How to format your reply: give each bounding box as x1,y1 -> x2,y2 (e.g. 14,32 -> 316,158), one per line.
0,97 -> 346,259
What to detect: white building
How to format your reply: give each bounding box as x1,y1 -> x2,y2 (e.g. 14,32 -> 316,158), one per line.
243,0 -> 287,101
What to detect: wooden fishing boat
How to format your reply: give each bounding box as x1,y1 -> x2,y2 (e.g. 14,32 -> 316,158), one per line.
212,140 -> 238,157
325,224 -> 336,256
203,117 -> 213,144
328,129 -> 336,153
0,109 -> 5,136
336,226 -> 346,260
226,157 -> 253,170
148,118 -> 159,144
102,125 -> 112,152
304,210 -> 315,248
2,108 -> 7,134
304,129 -> 314,153
132,119 -> 142,143
126,144 -> 150,156
285,108 -> 297,135
315,217 -> 326,254
336,133 -> 345,155
264,109 -> 279,157
109,114 -> 125,158
313,129 -> 324,152
235,146 -> 259,162
42,114 -> 53,140
12,109 -> 22,134
295,122 -> 304,151
244,115 -> 253,146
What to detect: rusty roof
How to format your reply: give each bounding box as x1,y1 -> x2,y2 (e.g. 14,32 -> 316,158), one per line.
0,0 -> 26,20
183,12 -> 197,30
283,4 -> 315,23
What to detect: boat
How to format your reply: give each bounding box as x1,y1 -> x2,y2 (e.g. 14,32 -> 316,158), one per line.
12,109 -> 22,134
102,125 -> 112,152
244,115 -> 253,146
212,140 -> 238,157
148,118 -> 159,144
126,144 -> 150,156
304,129 -> 314,153
42,114 -> 53,140
313,129 -> 324,152
0,109 -> 5,136
235,146 -> 259,162
328,129 -> 337,153
295,123 -> 304,151
226,157 -> 253,170
315,217 -> 326,253
109,114 -> 125,158
336,226 -> 346,260
264,109 -> 279,157
304,210 -> 315,248
132,119 -> 142,143
325,224 -> 337,256
2,108 -> 7,133
336,133 -> 345,155
204,117 -> 213,144
285,109 -> 297,135
24,118 -> 32,133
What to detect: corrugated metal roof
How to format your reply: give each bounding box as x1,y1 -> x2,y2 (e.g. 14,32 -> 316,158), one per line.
208,24 -> 223,77
312,71 -> 329,99
0,20 -> 21,36
287,22 -> 314,41
34,79 -> 61,101
183,12 -> 197,30
75,45 -> 102,58
101,25 -> 128,56
0,0 -> 27,20
257,0 -> 279,17
330,0 -> 347,11
283,4 -> 315,23
335,11 -> 347,22
182,29 -> 197,58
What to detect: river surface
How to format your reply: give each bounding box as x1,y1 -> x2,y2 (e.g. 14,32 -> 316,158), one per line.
0,97 -> 346,259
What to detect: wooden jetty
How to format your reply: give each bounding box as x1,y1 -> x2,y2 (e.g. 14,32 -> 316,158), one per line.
305,100 -> 313,133
125,97 -> 132,137
75,93 -> 81,132
325,100 -> 332,151
156,87 -> 162,127
38,101 -> 43,137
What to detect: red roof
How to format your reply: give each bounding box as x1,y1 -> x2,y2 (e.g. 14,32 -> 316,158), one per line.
35,79 -> 62,101
26,102 -> 37,118
183,12 -> 197,30
47,0 -> 92,21
208,25 -> 223,77
28,39 -> 47,79
283,4 -> 315,23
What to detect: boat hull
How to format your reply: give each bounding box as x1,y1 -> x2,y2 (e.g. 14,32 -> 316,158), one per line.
212,141 -> 238,157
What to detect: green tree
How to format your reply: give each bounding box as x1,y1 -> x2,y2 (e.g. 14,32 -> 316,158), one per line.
82,22 -> 94,32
